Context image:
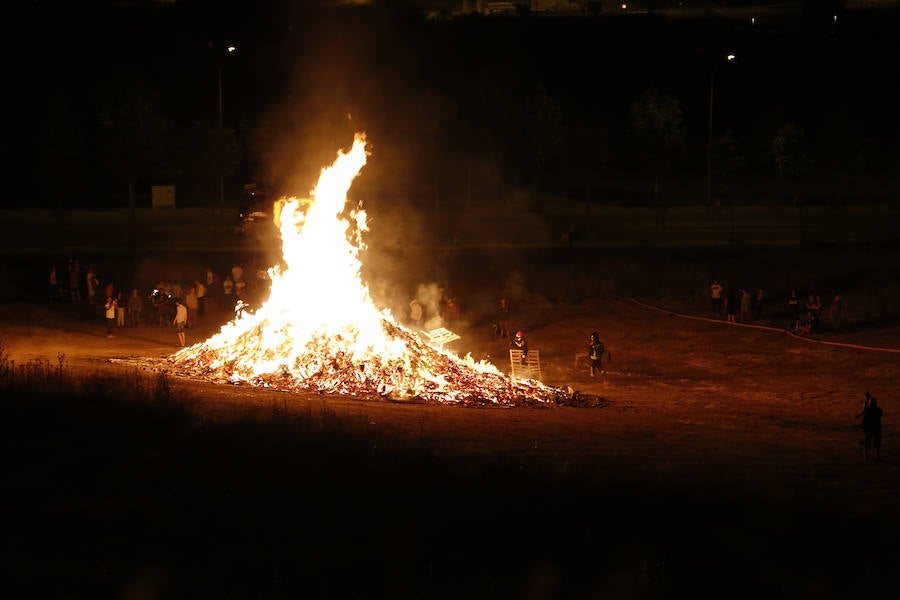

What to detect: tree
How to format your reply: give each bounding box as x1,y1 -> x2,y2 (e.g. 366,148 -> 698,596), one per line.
94,75 -> 174,214
709,129 -> 747,201
629,88 -> 686,210
771,122 -> 812,206
519,84 -> 565,192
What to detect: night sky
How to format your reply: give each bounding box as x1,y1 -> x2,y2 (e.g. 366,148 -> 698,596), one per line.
3,0 -> 900,209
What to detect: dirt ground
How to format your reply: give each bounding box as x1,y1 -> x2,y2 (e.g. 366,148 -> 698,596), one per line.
5,284 -> 900,597
3,294 -> 897,518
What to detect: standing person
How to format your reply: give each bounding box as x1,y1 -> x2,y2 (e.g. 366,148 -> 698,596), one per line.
234,276 -> 247,303
442,297 -> 460,328
104,295 -> 117,338
48,265 -> 60,301
588,332 -> 607,379
205,267 -> 218,310
830,294 -> 844,332
740,288 -> 752,323
788,290 -> 801,331
725,289 -> 738,323
856,393 -> 883,460
185,285 -> 199,329
805,294 -> 822,333
222,274 -> 235,311
86,268 -> 99,305
755,288 -> 765,320
115,291 -> 126,327
408,297 -> 423,329
496,298 -> 510,340
510,330 -> 529,365
127,288 -> 143,328
205,267 -> 217,290
231,264 -> 244,286
195,280 -> 207,317
152,282 -> 170,327
170,280 -> 183,301
710,280 -> 724,315
173,298 -> 188,347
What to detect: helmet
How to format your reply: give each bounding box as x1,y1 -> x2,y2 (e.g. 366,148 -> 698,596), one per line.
515,331 -> 524,338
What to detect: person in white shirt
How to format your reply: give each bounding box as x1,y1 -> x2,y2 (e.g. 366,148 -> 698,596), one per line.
104,295 -> 117,337
173,299 -> 188,347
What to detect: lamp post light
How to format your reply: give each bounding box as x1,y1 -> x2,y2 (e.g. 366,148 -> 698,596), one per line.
218,44 -> 236,208
214,44 -> 236,246
707,52 -> 735,207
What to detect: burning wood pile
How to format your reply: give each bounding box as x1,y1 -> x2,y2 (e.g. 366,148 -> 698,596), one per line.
170,134 -> 565,406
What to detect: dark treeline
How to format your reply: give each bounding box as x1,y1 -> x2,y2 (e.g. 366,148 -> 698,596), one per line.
3,1 -> 899,211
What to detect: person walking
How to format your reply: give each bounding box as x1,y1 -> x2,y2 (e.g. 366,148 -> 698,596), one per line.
588,332 -> 608,379
104,295 -> 117,337
173,298 -> 188,347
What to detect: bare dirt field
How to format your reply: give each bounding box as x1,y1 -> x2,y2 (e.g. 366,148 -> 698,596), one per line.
3,287 -> 898,597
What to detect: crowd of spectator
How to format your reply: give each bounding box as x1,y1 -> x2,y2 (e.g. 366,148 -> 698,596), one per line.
47,257 -> 272,344
709,279 -> 844,334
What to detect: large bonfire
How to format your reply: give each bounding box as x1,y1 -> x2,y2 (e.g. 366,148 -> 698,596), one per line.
171,134 -> 563,405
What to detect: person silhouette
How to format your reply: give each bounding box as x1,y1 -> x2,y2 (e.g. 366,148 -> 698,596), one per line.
856,393 -> 883,460
588,332 -> 606,378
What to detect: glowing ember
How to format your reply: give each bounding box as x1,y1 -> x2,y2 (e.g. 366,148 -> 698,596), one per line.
171,134 -> 563,405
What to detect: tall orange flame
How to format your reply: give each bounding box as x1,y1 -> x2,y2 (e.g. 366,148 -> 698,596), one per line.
171,134 -> 560,405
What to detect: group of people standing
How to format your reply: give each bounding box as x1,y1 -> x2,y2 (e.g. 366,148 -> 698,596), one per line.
103,289 -> 146,337
710,280 -> 844,333
787,290 -> 843,333
709,280 -> 765,324
48,258 -> 109,306
48,258 -> 274,347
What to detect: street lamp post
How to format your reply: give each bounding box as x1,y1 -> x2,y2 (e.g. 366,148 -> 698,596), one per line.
707,53 -> 735,207
215,45 -> 236,246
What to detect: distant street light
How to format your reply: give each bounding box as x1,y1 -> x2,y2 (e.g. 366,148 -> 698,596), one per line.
707,52 -> 736,206
218,44 -> 236,194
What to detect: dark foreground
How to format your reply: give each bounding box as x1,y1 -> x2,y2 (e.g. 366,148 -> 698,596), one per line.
3,373 -> 896,599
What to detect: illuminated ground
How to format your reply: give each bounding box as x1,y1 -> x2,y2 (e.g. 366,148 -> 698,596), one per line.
4,295 -> 897,498
3,294 -> 898,595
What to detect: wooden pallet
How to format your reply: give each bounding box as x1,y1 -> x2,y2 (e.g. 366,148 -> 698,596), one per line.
509,349 -> 542,381
421,327 -> 460,348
